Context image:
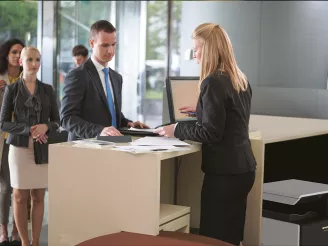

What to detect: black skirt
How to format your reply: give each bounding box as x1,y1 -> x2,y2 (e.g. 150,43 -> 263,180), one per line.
199,171 -> 255,245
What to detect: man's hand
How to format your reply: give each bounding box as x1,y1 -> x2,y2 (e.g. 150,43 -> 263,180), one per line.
100,126 -> 123,136
0,80 -> 7,89
154,124 -> 176,138
127,121 -> 150,129
31,124 -> 49,144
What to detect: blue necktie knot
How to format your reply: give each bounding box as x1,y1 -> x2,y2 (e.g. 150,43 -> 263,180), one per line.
102,67 -> 117,128
102,67 -> 109,75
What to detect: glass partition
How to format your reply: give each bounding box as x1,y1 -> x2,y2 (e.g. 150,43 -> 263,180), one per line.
57,1 -> 111,101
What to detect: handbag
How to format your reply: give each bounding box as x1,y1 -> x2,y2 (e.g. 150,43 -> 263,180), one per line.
33,139 -> 49,164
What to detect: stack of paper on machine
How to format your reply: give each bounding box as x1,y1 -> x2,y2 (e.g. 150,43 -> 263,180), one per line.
115,137 -> 190,153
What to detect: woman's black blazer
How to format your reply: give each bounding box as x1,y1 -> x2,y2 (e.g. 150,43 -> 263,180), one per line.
174,72 -> 257,175
0,79 -> 60,148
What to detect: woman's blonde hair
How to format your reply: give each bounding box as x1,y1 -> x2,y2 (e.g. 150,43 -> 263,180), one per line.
192,23 -> 248,92
20,46 -> 40,60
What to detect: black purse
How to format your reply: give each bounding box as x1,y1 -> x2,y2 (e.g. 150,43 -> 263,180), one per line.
33,139 -> 48,164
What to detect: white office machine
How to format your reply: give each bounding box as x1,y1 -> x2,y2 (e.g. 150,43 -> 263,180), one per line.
262,179 -> 328,245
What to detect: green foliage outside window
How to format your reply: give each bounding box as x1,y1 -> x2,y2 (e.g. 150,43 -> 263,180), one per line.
0,0 -> 38,45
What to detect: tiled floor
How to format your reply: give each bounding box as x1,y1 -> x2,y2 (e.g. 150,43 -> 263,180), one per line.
3,191 -> 48,246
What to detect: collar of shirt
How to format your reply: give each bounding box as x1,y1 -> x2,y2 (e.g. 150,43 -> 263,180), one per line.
90,55 -> 116,106
91,55 -> 110,72
8,71 -> 22,84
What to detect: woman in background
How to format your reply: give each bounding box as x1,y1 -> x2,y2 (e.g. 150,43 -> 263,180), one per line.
0,38 -> 25,245
155,23 -> 256,246
0,46 -> 60,246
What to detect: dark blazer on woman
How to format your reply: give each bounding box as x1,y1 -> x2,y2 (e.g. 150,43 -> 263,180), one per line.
0,79 -> 60,148
174,72 -> 256,175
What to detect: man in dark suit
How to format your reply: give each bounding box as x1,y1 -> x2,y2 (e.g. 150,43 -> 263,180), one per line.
60,20 -> 148,141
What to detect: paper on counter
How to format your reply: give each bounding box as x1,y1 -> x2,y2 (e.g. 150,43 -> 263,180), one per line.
114,145 -> 190,154
131,136 -> 190,146
249,130 -> 261,139
72,139 -> 115,149
129,127 -> 156,133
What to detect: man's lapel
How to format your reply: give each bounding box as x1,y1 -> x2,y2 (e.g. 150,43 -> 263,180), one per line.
85,59 -> 111,113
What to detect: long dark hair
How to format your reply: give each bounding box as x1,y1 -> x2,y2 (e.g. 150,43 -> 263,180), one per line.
0,38 -> 25,75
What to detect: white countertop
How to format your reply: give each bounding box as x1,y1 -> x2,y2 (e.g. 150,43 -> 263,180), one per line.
250,115 -> 328,143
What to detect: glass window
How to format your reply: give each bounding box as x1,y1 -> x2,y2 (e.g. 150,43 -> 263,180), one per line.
0,1 -> 38,46
57,1 -> 111,101
170,1 -> 182,77
141,0 -> 168,127
56,0 -> 170,128
57,1 -> 77,101
115,1 -> 142,122
76,1 -> 112,47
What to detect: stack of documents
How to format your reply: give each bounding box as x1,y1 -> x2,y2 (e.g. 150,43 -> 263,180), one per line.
114,137 -> 190,153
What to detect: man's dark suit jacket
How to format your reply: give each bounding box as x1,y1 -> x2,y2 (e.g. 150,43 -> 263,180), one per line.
60,58 -> 131,141
174,72 -> 257,175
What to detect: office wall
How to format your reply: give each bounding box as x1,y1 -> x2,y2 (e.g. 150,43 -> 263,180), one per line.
254,1 -> 328,118
251,86 -> 328,119
179,1 -> 261,86
177,1 -> 328,119
259,1 -> 328,89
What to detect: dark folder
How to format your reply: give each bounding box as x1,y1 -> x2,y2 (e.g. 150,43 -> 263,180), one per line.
96,135 -> 132,143
118,127 -> 159,137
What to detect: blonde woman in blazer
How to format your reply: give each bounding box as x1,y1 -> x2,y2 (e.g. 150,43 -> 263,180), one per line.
0,38 -> 25,245
155,24 -> 256,246
1,46 -> 60,246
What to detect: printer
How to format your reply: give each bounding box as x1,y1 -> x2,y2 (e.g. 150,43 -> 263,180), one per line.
262,179 -> 328,246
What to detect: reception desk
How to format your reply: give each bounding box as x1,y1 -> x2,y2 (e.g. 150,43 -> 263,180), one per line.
49,115 -> 328,246
177,115 -> 328,246
48,140 -> 200,245
48,129 -> 263,246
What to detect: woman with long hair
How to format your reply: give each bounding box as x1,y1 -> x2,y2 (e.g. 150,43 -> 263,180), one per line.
155,23 -> 257,246
0,46 -> 60,246
0,38 -> 25,245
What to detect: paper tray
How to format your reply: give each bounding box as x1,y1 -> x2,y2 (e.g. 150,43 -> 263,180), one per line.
263,179 -> 328,205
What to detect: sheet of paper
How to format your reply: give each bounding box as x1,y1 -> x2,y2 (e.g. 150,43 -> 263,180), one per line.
131,136 -> 190,146
249,130 -> 261,139
72,139 -> 115,149
129,127 -> 156,133
114,145 -> 190,153
75,139 -> 115,145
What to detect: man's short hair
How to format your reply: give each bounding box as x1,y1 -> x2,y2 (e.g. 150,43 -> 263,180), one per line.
72,45 -> 88,57
90,20 -> 116,39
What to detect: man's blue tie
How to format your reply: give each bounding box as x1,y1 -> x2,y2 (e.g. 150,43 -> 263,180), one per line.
102,68 -> 117,128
